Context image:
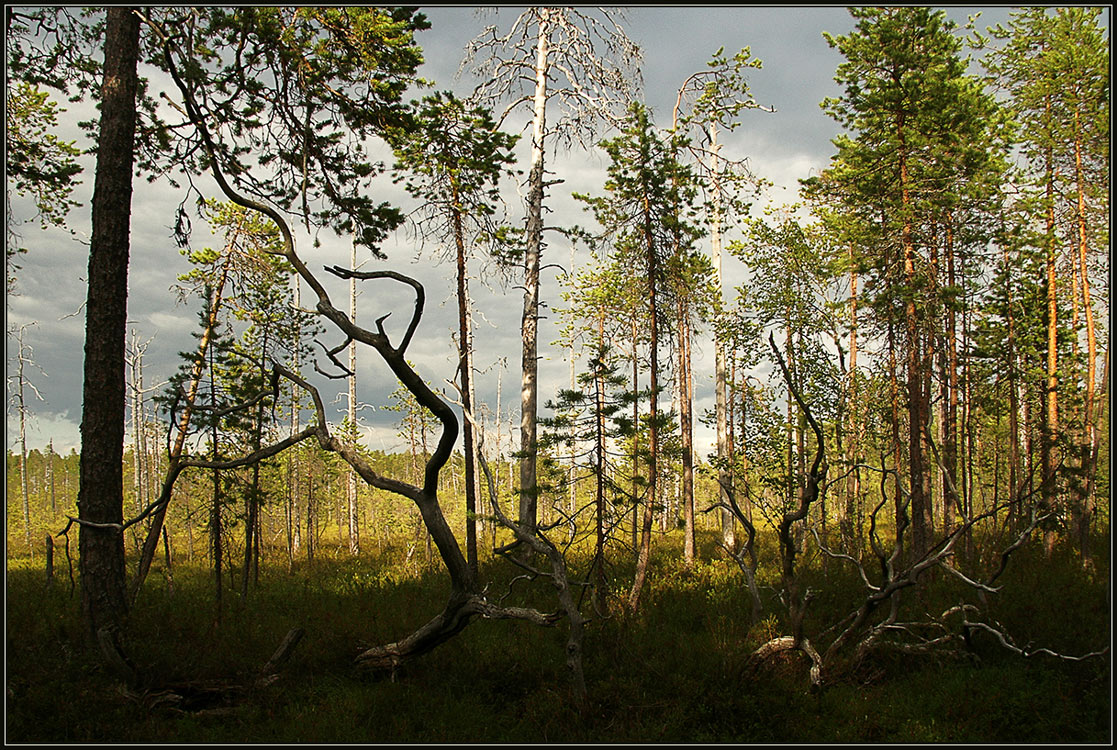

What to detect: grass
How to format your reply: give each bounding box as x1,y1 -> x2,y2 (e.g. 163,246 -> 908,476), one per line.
5,532 -> 1111,743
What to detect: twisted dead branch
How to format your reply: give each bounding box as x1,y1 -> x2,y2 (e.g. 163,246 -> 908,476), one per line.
123,13 -> 590,705
744,335 -> 1108,691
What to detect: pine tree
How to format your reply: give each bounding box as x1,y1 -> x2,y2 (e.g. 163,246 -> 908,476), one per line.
815,7 -> 1002,560
983,6 -> 1110,560
540,343 -> 637,613
388,91 -> 518,576
576,101 -> 702,610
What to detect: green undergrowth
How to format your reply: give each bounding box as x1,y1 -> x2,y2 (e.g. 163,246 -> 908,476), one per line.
5,534 -> 1110,743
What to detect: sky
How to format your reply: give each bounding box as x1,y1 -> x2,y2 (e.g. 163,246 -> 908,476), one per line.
5,5 -> 1046,460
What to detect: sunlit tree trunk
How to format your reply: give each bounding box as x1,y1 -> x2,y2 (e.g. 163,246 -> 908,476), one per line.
348,238 -> 360,557
454,203 -> 479,575
1042,134 -> 1059,556
680,303 -> 696,565
711,150 -> 735,552
1072,111 -> 1097,563
517,8 -> 550,536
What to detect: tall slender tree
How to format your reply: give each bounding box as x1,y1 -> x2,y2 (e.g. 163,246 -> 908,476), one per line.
576,101 -> 701,610
984,6 -> 1110,559
388,91 -> 518,574
671,48 -> 769,553
8,323 -> 44,559
462,7 -> 641,535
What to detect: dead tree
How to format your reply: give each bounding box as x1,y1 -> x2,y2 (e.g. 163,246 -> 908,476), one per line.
744,335 -> 1109,690
8,322 -> 45,560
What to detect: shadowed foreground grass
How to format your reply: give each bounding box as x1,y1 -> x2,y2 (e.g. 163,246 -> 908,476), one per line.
5,535 -> 1110,743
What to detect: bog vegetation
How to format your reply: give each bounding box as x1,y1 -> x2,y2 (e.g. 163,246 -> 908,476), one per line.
5,6 -> 1110,743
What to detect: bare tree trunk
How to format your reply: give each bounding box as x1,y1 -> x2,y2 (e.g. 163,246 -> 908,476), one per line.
16,329 -> 33,559
290,278 -> 302,566
705,122 -> 736,555
566,251 -> 580,520
453,207 -> 479,575
129,331 -> 145,523
305,465 -> 314,564
185,491 -> 194,564
348,238 -> 360,556
517,8 -> 551,537
680,305 -> 696,565
47,438 -> 56,514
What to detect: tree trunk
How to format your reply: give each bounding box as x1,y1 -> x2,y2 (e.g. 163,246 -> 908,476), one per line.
210,436 -> 223,620
592,326 -> 608,613
453,204 -> 480,576
1042,138 -> 1059,555
845,256 -> 860,549
16,328 -> 33,559
888,320 -> 904,553
1002,242 -> 1022,527
628,207 -> 661,612
630,318 -> 640,559
348,238 -> 360,557
518,8 -> 551,537
77,6 -> 140,639
944,221 -> 960,534
48,439 -> 56,514
899,127 -> 931,563
289,278 -> 302,566
130,252 -> 233,601
129,332 -> 144,523
680,306 -> 695,565
1072,112 -> 1097,563
241,397 -> 264,597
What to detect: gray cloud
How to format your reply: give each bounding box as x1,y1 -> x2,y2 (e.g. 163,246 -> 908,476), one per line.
6,6 -> 1026,459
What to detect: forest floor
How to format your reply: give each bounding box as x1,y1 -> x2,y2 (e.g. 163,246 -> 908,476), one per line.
5,532 -> 1111,743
